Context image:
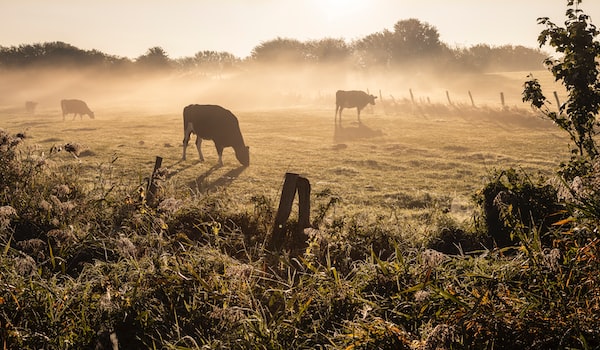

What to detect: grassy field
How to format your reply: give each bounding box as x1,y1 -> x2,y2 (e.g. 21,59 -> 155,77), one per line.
2,93 -> 569,227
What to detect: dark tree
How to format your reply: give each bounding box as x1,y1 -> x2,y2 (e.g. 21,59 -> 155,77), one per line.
353,30 -> 394,68
0,41 -> 125,69
135,46 -> 172,70
305,38 -> 351,64
250,37 -> 307,64
391,18 -> 445,62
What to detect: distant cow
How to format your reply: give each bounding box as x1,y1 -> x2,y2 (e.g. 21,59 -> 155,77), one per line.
182,104 -> 249,166
335,90 -> 377,124
61,99 -> 95,120
25,101 -> 38,114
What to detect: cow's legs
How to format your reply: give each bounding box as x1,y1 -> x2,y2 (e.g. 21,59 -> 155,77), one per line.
357,107 -> 361,123
182,122 -> 196,161
182,130 -> 190,161
215,144 -> 224,166
195,136 -> 204,162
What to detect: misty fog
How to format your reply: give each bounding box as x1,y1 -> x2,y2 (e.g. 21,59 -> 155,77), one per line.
0,61 -> 548,118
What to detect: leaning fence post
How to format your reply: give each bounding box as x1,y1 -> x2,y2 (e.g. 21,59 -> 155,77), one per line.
446,90 -> 452,105
269,172 -> 311,251
553,91 -> 561,112
500,92 -> 505,108
468,91 -> 475,107
147,156 -> 163,204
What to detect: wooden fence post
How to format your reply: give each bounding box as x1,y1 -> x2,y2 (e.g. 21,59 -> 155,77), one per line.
409,89 -> 415,104
500,92 -> 505,108
269,172 -> 311,251
446,90 -> 452,105
147,156 -> 163,204
468,91 -> 475,107
553,91 -> 561,112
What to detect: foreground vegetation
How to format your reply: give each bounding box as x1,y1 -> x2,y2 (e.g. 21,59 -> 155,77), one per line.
1,99 -> 599,349
2,2 -> 600,349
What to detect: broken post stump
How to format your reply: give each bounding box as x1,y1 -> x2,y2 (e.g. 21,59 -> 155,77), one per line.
269,172 -> 311,251
147,156 -> 163,204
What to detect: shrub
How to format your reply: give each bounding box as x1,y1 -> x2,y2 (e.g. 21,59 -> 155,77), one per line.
473,168 -> 565,248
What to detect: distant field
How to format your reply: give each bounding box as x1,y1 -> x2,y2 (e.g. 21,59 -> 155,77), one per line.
1,95 -> 570,226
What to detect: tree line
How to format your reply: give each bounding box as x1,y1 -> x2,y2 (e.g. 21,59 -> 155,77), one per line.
0,18 -> 547,74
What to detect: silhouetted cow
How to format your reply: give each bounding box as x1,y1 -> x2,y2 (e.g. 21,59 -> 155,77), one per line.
182,104 -> 249,166
61,99 -> 95,120
335,90 -> 377,124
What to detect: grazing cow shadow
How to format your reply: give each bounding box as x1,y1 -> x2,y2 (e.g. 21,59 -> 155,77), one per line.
164,159 -> 201,180
62,128 -> 98,132
334,122 -> 384,142
188,164 -> 247,192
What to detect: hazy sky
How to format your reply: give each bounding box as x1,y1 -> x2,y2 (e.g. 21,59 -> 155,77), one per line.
1,0 -> 599,59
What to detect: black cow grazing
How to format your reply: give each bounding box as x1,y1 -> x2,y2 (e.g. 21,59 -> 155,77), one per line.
61,99 -> 95,120
182,104 -> 250,167
335,90 -> 377,124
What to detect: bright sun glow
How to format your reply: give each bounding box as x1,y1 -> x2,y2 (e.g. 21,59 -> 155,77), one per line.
315,0 -> 368,21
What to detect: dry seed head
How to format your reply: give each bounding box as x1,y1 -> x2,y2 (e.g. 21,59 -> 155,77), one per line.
422,249 -> 446,268
15,255 -> 37,277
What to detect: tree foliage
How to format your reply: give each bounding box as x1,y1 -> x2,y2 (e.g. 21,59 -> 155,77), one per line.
135,46 -> 172,69
523,0 -> 600,159
390,18 -> 446,63
250,37 -> 307,63
305,38 -> 351,64
0,19 -> 547,73
0,41 -> 125,69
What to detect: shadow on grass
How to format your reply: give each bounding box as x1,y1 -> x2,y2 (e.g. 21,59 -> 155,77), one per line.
165,159 -> 202,180
178,163 -> 247,192
333,122 -> 383,142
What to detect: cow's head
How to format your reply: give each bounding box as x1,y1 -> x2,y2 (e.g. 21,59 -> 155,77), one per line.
235,146 -> 250,167
369,95 -> 377,105
89,111 -> 95,119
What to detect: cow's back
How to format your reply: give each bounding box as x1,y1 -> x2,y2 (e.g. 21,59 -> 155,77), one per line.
61,99 -> 90,113
336,90 -> 369,108
183,104 -> 244,145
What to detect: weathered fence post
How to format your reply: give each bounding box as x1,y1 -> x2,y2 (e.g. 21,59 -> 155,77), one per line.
446,90 -> 452,105
553,91 -> 561,112
269,172 -> 311,251
147,156 -> 163,204
409,89 -> 415,104
500,92 -> 505,108
468,91 -> 475,107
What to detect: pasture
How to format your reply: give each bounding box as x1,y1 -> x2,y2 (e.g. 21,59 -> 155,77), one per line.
1,87 -> 569,234
4,69 -> 599,349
